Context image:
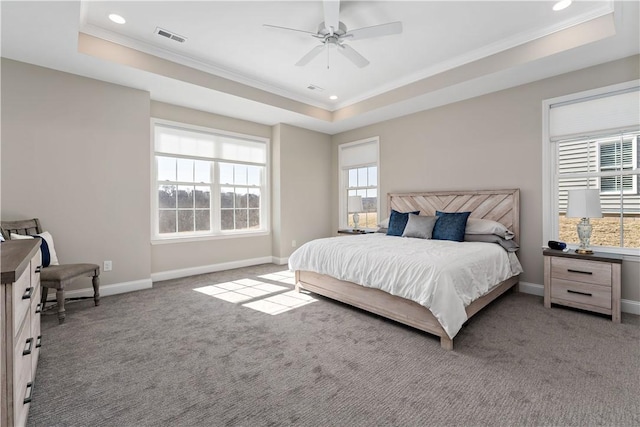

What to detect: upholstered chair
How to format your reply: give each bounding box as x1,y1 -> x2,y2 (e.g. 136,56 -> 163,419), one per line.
0,218 -> 100,324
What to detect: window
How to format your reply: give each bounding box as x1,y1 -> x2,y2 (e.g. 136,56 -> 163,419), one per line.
338,138 -> 379,229
153,121 -> 268,241
543,82 -> 640,253
599,136 -> 637,194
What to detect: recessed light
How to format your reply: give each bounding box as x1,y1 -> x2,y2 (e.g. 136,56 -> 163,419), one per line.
329,95 -> 338,100
109,13 -> 126,24
553,0 -> 572,11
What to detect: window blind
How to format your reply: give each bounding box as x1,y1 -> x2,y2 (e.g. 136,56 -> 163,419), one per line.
340,140 -> 378,168
155,125 -> 267,164
549,87 -> 640,142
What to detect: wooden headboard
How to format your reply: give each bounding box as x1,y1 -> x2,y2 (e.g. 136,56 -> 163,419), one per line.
388,189 -> 520,244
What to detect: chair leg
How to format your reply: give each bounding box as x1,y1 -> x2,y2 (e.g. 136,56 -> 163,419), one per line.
92,273 -> 100,306
40,286 -> 48,307
56,289 -> 65,324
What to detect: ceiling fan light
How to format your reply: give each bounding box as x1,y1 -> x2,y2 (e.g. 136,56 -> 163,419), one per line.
108,13 -> 126,24
552,0 -> 572,11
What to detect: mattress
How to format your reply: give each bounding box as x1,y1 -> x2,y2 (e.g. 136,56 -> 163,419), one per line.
288,233 -> 523,339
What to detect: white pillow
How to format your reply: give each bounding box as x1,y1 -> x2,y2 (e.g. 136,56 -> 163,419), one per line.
378,217 -> 390,228
465,218 -> 515,240
11,231 -> 59,265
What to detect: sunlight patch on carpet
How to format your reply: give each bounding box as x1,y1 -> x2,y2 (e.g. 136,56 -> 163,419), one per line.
193,275 -> 315,315
194,279 -> 287,304
258,270 -> 296,285
243,290 -> 316,315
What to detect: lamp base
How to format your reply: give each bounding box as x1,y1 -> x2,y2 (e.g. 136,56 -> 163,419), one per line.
575,248 -> 594,255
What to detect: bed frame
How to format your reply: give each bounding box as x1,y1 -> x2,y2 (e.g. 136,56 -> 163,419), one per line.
295,189 -> 520,350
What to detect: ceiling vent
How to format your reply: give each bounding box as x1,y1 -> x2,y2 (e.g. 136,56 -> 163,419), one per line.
155,27 -> 187,43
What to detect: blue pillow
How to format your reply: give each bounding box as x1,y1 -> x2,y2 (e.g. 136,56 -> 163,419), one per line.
433,211 -> 471,242
386,209 -> 420,236
32,235 -> 51,267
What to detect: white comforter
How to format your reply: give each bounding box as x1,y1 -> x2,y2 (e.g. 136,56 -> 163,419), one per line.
288,233 -> 523,339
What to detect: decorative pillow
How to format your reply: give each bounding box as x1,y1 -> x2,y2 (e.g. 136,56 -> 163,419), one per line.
433,211 -> 471,242
402,214 -> 438,239
464,234 -> 520,252
465,218 -> 515,240
386,210 -> 420,237
11,231 -> 59,266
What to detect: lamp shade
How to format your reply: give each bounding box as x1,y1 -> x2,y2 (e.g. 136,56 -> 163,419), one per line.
347,195 -> 363,213
566,189 -> 602,218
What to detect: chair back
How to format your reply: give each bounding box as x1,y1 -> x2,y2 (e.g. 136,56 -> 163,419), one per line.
1,218 -> 43,240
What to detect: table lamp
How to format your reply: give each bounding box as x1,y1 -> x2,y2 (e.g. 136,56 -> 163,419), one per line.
348,195 -> 363,230
566,189 -> 602,254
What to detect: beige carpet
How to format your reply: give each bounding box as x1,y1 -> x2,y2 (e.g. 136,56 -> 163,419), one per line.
27,264 -> 640,426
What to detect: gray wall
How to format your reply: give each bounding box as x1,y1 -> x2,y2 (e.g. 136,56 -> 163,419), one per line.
1,58 -> 151,289
272,124 -> 332,260
1,59 -> 333,291
331,55 -> 640,302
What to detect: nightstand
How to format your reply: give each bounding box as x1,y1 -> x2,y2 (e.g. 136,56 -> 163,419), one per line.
543,248 -> 622,323
337,229 -> 375,235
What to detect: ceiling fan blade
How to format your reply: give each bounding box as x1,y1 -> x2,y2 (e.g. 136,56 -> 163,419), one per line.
295,44 -> 325,66
337,44 -> 369,68
323,0 -> 340,34
263,24 -> 316,36
345,21 -> 403,40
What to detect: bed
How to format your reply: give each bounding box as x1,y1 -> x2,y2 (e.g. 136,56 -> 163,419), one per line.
290,189 -> 521,350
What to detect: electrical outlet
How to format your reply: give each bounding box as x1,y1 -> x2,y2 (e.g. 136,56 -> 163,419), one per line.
103,260 -> 112,272
292,240 -> 297,248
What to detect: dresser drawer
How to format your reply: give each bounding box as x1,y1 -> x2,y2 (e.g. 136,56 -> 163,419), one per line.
11,266 -> 32,338
550,257 -> 611,287
13,312 -> 33,427
551,278 -> 612,310
31,285 -> 42,376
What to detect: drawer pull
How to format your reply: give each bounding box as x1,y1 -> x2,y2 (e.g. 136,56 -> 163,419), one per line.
22,286 -> 34,300
567,269 -> 593,275
24,382 -> 33,405
567,289 -> 592,297
35,265 -> 42,273
36,335 -> 42,348
23,337 -> 33,356
36,303 -> 43,314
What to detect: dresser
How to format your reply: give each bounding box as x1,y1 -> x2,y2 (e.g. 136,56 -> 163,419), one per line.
543,248 -> 622,323
1,239 -> 42,427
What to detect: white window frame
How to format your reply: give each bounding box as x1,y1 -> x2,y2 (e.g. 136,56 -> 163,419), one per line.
338,137 -> 380,230
542,80 -> 640,257
597,136 -> 638,195
151,119 -> 270,243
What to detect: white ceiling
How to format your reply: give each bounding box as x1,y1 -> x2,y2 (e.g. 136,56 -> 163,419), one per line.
2,1 -> 639,134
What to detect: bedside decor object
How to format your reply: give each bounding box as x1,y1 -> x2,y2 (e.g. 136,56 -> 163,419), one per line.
566,188 -> 602,254
348,195 -> 363,230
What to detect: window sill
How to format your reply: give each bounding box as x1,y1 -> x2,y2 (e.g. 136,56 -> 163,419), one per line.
151,230 -> 270,245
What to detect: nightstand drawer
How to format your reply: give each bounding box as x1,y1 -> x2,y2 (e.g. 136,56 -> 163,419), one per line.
551,278 -> 611,310
551,257 -> 611,287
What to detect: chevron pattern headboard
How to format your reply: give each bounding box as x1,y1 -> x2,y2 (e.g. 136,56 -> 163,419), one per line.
388,189 -> 520,243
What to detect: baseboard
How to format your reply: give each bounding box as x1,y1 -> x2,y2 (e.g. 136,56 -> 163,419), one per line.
151,256 -> 275,282
518,281 -> 640,315
47,278 -> 153,301
271,256 -> 289,265
518,281 -> 544,297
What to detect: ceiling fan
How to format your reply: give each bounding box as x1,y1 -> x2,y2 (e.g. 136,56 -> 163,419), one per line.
264,0 -> 402,68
